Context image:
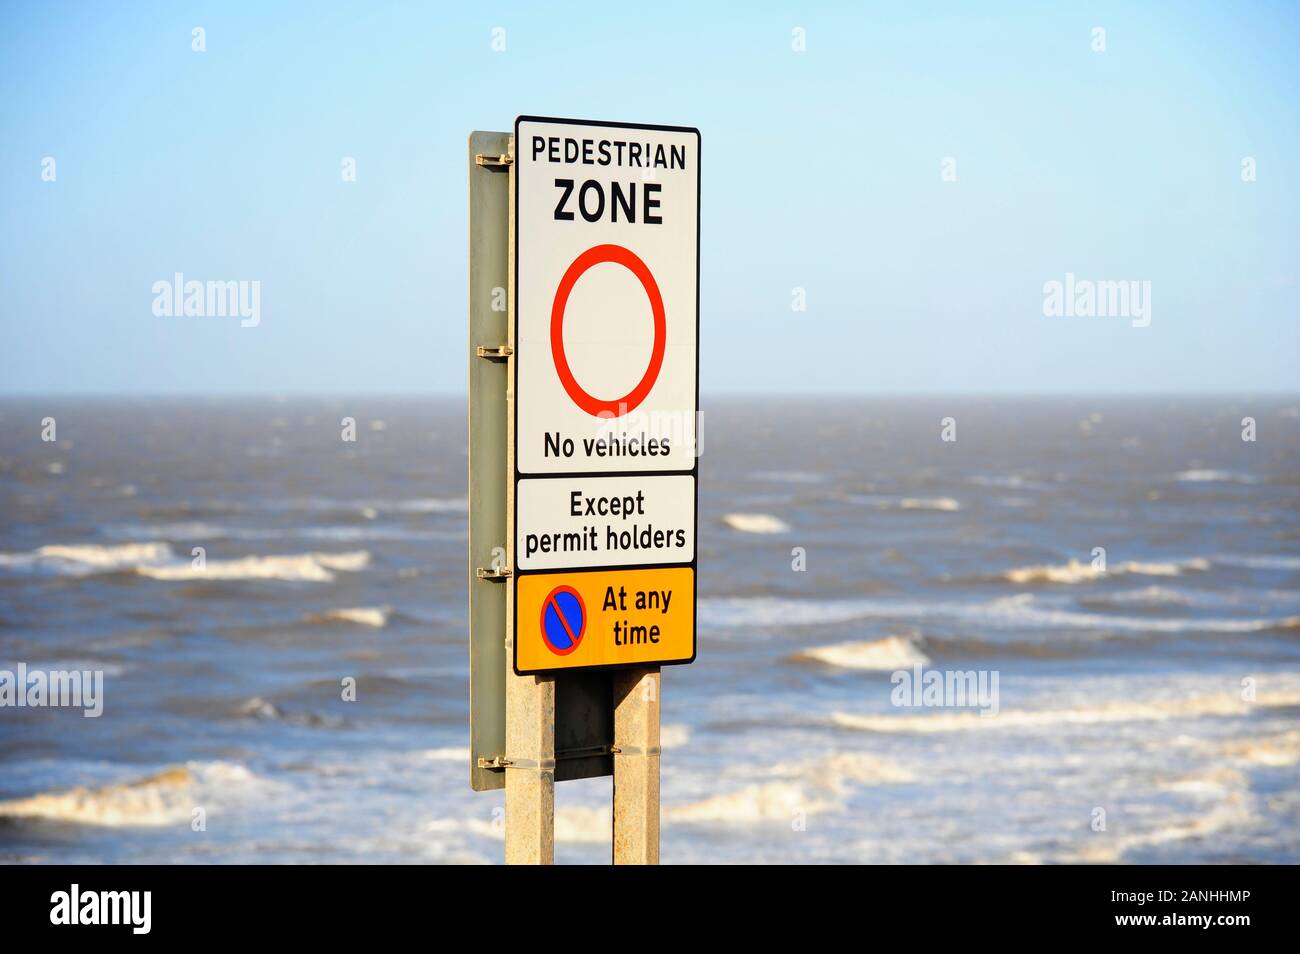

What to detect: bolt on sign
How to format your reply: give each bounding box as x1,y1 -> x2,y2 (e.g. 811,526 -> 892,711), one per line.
512,116 -> 699,674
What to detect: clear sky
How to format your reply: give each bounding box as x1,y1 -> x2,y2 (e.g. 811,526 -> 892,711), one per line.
1,1 -> 1296,395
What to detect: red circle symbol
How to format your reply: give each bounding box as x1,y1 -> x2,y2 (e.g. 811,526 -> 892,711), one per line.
550,244 -> 666,418
539,585 -> 586,656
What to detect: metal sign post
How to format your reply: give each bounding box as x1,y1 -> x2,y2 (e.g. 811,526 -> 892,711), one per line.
469,117 -> 699,865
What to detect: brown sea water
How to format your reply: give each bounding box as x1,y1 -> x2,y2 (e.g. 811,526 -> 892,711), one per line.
1,396 -> 1298,863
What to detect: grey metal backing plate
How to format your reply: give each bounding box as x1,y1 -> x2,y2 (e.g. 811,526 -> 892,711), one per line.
468,130 -> 612,791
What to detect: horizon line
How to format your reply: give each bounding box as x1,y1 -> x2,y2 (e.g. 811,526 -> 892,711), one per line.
2,390 -> 1298,401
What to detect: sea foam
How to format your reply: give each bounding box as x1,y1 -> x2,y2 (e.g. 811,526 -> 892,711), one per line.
1175,469 -> 1256,484
138,550 -> 370,582
0,542 -> 174,576
1000,557 -> 1210,584
792,636 -> 930,671
722,513 -> 790,534
832,686 -> 1300,734
667,753 -> 912,824
0,542 -> 370,583
306,606 -> 390,627
0,762 -> 253,827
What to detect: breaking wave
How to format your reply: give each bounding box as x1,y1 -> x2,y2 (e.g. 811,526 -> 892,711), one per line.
0,542 -> 371,582
999,557 -> 1209,585
967,474 -> 1047,490
418,746 -> 471,762
1216,554 -> 1300,571
0,762 -> 254,827
447,752 -> 913,837
832,686 -> 1300,734
1213,729 -> 1300,767
1070,766 -> 1256,862
0,542 -> 174,576
790,636 -> 930,671
452,805 -> 614,844
851,495 -> 961,512
667,753 -> 912,824
721,513 -> 790,534
233,697 -> 343,728
140,496 -> 467,519
895,497 -> 961,512
751,470 -> 824,484
304,606 -> 390,628
138,550 -> 370,582
104,521 -> 449,543
699,593 -> 1300,637
661,724 -> 691,748
1175,469 -> 1256,484
1078,586 -> 1197,610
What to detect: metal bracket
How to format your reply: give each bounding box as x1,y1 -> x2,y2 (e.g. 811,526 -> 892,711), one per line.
475,345 -> 513,362
476,566 -> 512,582
475,152 -> 513,169
478,745 -> 614,772
478,756 -> 556,771
610,744 -> 661,757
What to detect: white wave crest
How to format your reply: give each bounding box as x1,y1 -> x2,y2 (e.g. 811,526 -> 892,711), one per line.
967,474 -> 1044,489
1220,731 -> 1300,767
306,606 -> 390,627
235,696 -> 282,720
1072,767 -> 1255,862
833,687 -> 1300,735
722,513 -> 790,534
0,542 -> 174,576
1082,585 -> 1194,607
0,761 -> 253,827
897,497 -> 961,512
418,746 -> 471,762
555,806 -> 615,842
852,495 -> 961,512
667,753 -> 911,824
0,542 -> 370,583
1216,554 -> 1300,571
751,470 -> 824,484
457,805 -> 613,843
668,780 -> 827,822
138,550 -> 370,582
1001,557 -> 1209,584
700,593 -> 1300,637
660,724 -> 691,748
1175,469 -> 1256,484
792,636 -> 930,671
370,497 -> 467,514
105,522 -> 445,543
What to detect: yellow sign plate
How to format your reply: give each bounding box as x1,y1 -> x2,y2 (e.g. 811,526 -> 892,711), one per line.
515,567 -> 695,674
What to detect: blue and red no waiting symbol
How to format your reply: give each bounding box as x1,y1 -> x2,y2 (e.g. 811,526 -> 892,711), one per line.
540,585 -> 585,656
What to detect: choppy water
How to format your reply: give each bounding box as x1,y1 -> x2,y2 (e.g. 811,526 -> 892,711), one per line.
1,396 -> 1298,863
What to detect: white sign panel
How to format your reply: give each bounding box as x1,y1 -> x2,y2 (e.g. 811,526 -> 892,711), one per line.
516,474 -> 696,571
514,117 -> 699,475
511,115 -> 699,675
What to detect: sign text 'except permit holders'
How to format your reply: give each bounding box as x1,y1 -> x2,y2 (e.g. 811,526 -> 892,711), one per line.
512,116 -> 699,675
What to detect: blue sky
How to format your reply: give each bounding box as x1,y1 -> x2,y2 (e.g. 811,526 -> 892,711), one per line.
1,1 -> 1296,395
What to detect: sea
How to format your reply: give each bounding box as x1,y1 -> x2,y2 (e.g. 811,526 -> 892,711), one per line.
1,396 -> 1298,864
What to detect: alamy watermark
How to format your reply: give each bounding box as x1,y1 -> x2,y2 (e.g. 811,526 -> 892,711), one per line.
0,663 -> 104,717
1042,272 -> 1150,328
50,884 -> 150,934
152,273 -> 260,327
891,664 -> 999,717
